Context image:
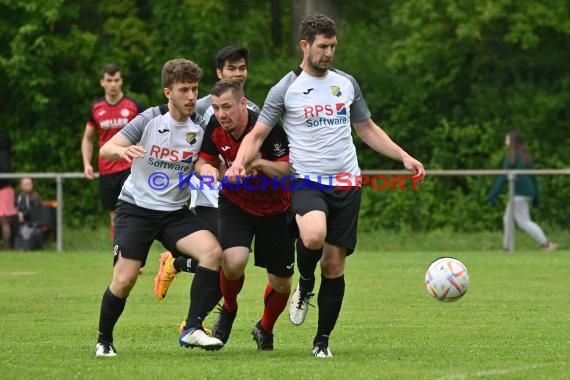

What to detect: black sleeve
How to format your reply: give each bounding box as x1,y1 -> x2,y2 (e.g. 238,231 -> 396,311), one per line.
199,117 -> 220,158
260,124 -> 289,160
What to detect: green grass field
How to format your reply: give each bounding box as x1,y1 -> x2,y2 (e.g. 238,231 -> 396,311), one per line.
1,230 -> 569,379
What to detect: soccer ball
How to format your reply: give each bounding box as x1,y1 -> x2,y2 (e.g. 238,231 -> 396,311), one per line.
425,257 -> 469,302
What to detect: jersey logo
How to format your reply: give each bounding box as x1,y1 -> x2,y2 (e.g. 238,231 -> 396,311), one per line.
273,143 -> 286,156
336,103 -> 347,115
302,88 -> 314,95
158,128 -> 170,134
331,85 -> 342,97
221,145 -> 231,152
120,108 -> 131,117
186,133 -> 197,145
181,151 -> 194,164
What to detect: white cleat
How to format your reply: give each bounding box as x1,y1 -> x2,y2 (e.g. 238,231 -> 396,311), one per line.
312,344 -> 333,358
289,283 -> 314,326
179,328 -> 224,351
94,342 -> 117,357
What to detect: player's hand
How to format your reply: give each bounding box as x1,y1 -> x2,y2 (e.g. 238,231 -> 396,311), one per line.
198,164 -> 219,185
84,164 -> 95,180
225,164 -> 247,184
121,145 -> 146,162
403,156 -> 426,181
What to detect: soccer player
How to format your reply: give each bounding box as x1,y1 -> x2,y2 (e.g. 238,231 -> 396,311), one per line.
154,46 -> 260,301
196,79 -> 294,350
81,64 -> 144,238
93,59 -> 224,357
226,14 -> 426,358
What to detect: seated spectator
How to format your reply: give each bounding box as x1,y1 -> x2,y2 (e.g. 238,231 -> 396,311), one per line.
14,177 -> 45,251
16,177 -> 43,224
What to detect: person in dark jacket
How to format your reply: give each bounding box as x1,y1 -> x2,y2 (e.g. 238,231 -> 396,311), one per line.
488,130 -> 557,251
16,177 -> 43,224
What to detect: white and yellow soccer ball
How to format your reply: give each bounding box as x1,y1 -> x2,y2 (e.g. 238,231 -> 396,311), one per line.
425,257 -> 469,302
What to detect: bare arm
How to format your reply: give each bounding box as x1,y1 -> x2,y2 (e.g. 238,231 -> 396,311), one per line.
81,126 -> 97,179
249,158 -> 291,179
100,133 -> 146,162
225,121 -> 273,181
353,118 -> 425,177
194,157 -> 222,181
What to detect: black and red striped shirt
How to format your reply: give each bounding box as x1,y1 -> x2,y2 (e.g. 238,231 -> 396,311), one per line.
199,109 -> 290,216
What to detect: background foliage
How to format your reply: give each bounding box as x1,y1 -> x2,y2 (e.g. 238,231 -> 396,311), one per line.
1,0 -> 568,231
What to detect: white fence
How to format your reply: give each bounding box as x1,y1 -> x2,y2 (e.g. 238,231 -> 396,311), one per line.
1,169 -> 569,251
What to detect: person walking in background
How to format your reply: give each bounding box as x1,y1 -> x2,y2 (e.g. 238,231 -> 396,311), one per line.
93,59 -> 223,357
225,14 -> 425,358
154,46 -> 260,301
81,63 -> 144,238
0,132 -> 18,250
488,130 -> 557,252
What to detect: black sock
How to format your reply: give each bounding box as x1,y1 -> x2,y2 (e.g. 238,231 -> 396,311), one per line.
314,275 -> 345,346
185,266 -> 220,329
173,256 -> 195,273
296,239 -> 321,291
97,287 -> 126,344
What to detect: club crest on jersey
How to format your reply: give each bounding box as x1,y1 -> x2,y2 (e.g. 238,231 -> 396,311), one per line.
331,85 -> 342,97
273,142 -> 286,156
120,108 -> 131,117
186,133 -> 197,145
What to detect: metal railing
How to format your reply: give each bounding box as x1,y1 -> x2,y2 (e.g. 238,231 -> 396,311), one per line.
1,169 -> 569,251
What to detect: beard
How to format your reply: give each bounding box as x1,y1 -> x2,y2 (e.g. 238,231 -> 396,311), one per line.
308,57 -> 331,73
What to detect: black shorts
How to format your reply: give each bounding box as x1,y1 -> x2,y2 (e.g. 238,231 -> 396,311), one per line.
218,195 -> 294,277
99,169 -> 130,211
113,200 -> 208,267
195,206 -> 219,238
290,179 -> 361,255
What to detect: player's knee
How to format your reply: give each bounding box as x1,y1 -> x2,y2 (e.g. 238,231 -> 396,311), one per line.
320,259 -> 344,278
110,277 -> 136,298
197,243 -> 222,269
301,232 -> 325,250
269,275 -> 292,293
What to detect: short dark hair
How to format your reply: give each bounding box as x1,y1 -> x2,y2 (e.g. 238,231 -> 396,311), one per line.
210,78 -> 244,99
215,45 -> 248,70
100,63 -> 121,79
299,14 -> 336,44
161,59 -> 203,88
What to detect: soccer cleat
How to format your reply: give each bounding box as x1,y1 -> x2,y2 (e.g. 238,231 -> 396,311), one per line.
543,242 -> 558,252
154,251 -> 178,300
94,342 -> 117,357
312,343 -> 333,358
179,327 -> 223,350
211,306 -> 237,344
251,320 -> 274,351
288,283 -> 315,326
178,319 -> 212,336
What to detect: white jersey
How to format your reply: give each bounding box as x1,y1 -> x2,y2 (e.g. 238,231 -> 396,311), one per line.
118,108 -> 205,211
258,67 -> 371,186
192,94 -> 260,208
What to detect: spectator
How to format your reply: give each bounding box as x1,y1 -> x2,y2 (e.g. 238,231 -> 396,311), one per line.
488,130 -> 557,251
0,132 -> 17,250
16,177 -> 42,224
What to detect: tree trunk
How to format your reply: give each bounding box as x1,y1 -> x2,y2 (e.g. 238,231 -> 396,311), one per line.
290,0 -> 337,56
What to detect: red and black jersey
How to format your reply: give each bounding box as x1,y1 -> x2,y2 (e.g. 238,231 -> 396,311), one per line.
86,96 -> 143,175
199,109 -> 290,216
